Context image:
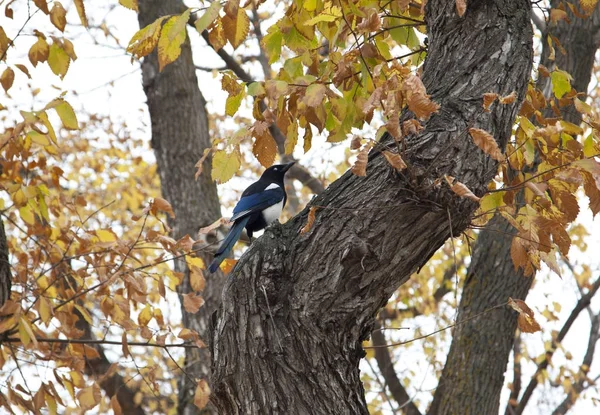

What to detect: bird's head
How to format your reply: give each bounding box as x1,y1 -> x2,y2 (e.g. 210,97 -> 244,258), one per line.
260,162 -> 295,184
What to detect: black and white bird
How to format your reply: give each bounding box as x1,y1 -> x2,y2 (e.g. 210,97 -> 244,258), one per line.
208,162 -> 295,273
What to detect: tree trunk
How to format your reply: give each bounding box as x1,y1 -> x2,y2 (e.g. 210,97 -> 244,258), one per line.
429,3 -> 600,415
137,1 -> 223,414
0,217 -> 10,309
210,1 -> 533,413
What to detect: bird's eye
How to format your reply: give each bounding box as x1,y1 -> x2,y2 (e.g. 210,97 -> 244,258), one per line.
274,168 -> 279,170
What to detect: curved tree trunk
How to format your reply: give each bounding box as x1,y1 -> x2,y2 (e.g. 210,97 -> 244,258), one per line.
137,1 -> 223,414
429,3 -> 600,415
210,1 -> 533,413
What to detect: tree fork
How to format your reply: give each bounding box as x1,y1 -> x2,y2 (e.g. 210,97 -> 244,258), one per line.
210,1 -> 533,413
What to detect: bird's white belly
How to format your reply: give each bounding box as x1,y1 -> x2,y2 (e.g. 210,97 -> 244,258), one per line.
262,200 -> 283,224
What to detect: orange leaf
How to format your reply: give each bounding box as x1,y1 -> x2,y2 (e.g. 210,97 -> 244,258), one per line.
252,131 -> 277,168
499,91 -> 517,104
444,175 -> 480,202
183,292 -> 205,314
220,258 -> 237,274
469,128 -> 505,162
403,75 -> 440,120
152,197 -> 175,218
300,207 -> 317,234
508,297 -> 542,333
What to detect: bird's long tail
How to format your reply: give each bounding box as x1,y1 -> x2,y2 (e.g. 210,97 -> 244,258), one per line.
208,217 -> 250,273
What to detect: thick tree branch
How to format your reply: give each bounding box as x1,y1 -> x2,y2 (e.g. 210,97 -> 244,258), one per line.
210,1 -> 533,413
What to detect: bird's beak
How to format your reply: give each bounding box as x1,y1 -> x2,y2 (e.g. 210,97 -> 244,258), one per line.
282,161 -> 295,172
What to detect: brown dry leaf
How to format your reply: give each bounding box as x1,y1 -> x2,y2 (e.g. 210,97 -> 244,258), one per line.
469,128 -> 505,162
402,119 -> 422,136
538,64 -> 550,77
550,8 -> 568,23
499,91 -> 517,104
351,142 -> 373,176
199,217 -> 230,234
152,197 -> 175,218
455,0 -> 467,17
111,395 -> 123,415
444,175 -> 480,202
357,8 -> 381,32
300,207 -> 317,234
508,297 -> 542,333
122,332 -> 130,359
482,92 -> 498,112
403,75 -> 440,119
177,235 -> 195,252
382,150 -> 407,171
525,181 -> 549,198
77,384 -> 101,411
195,148 -> 212,180
183,292 -> 205,314
194,379 -> 211,409
350,135 -> 362,150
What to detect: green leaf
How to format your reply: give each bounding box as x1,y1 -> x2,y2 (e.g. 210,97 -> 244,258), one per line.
48,43 -> 70,78
195,1 -> 221,34
247,82 -> 265,97
262,26 -> 283,64
225,89 -> 246,116
119,0 -> 138,11
551,69 -> 571,99
211,150 -> 240,184
304,5 -> 342,25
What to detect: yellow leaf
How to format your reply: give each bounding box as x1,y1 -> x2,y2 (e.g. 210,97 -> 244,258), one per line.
20,204 -> 36,225
302,83 -> 327,107
119,0 -> 138,11
29,36 -> 49,67
74,304 -> 93,325
580,0 -> 599,14
95,229 -> 118,243
76,384 -> 101,411
138,304 -> 152,326
50,2 -> 67,32
212,149 -> 241,184
194,379 -> 211,409
19,316 -> 38,347
304,5 -> 342,25
0,67 -> 14,92
73,0 -> 88,26
508,297 -> 542,333
54,100 -> 79,130
157,11 -> 190,71
186,256 -> 206,292
127,16 -> 167,59
469,128 -> 505,162
39,297 -> 53,325
48,43 -> 70,78
27,131 -> 50,146
195,1 -> 221,34
222,8 -> 250,49
220,258 -> 237,274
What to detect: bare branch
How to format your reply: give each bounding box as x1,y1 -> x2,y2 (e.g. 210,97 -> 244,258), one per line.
505,335 -> 522,415
371,321 -> 422,415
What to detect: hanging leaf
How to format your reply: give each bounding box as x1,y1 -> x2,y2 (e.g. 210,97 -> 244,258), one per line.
508,297 -> 542,333
302,83 -> 327,107
580,0 -> 599,14
29,36 -> 49,66
119,0 -> 138,11
351,142 -> 373,176
482,92 -> 497,111
73,0 -> 88,27
444,175 -> 480,202
382,150 -> 407,171
455,0 -> 467,16
222,8 -> 250,49
0,67 -> 14,92
252,131 -> 277,168
211,149 -> 241,183
48,43 -> 70,78
127,16 -> 167,60
183,292 -> 205,314
469,128 -> 505,162
195,1 -> 222,33
300,207 -> 317,234
194,380 -> 211,409
403,75 -> 440,119
157,11 -> 190,71
551,69 -> 572,99
50,2 -> 67,32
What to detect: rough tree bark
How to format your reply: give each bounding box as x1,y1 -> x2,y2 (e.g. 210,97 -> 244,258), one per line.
429,3 -> 600,415
210,1 -> 533,413
137,1 -> 223,414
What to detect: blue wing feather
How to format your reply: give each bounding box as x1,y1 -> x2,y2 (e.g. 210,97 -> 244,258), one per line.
231,188 -> 284,221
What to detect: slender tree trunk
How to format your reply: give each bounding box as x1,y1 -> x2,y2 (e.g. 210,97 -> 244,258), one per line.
429,3 -> 600,415
137,1 -> 223,414
210,1 -> 533,413
0,218 -> 10,309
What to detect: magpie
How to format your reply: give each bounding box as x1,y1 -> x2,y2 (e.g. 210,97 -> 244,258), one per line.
208,162 -> 295,273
